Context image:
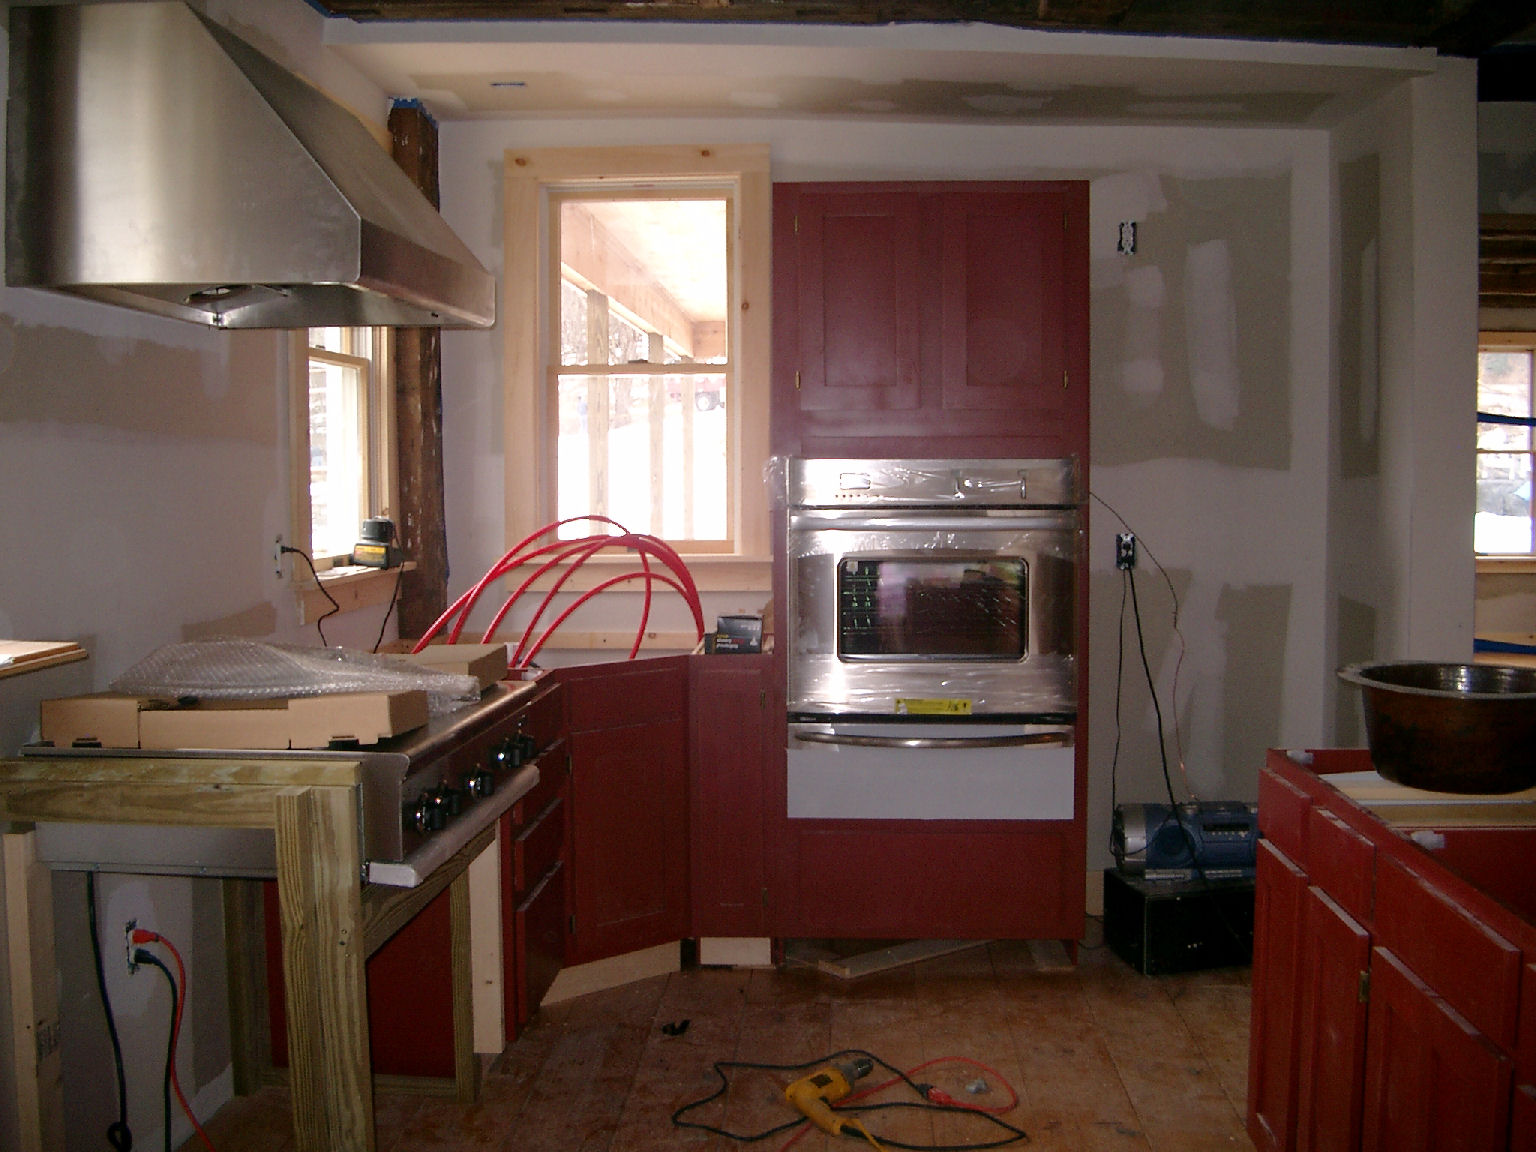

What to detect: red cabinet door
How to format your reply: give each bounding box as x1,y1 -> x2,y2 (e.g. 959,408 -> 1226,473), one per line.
772,180 -> 1088,460
1294,887 -> 1371,1152
785,186 -> 923,415
689,655 -> 770,937
1362,947 -> 1512,1152
1248,839 -> 1309,1152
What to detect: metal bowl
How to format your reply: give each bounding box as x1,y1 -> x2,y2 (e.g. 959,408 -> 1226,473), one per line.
1338,662 -> 1536,794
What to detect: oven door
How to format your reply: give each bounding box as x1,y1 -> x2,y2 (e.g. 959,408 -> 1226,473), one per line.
787,508 -> 1078,717
786,719 -> 1075,820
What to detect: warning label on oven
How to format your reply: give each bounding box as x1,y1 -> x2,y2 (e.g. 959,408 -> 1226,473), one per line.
895,697 -> 973,715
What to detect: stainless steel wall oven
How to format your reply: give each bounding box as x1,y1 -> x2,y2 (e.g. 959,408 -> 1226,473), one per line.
784,457 -> 1084,821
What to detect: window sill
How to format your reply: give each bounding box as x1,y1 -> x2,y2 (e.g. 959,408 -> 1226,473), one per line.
1476,556 -> 1536,575
296,562 -> 413,625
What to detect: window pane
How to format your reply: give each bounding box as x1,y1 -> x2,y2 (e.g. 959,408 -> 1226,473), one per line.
1476,451 -> 1532,553
1479,351 -> 1532,452
309,359 -> 366,558
557,198 -> 728,367
556,372 -> 727,540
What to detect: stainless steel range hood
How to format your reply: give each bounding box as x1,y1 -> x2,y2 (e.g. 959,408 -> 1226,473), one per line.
5,2 -> 495,329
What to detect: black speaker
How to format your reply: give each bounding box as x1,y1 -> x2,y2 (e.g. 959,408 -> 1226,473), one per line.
1102,867 -> 1254,976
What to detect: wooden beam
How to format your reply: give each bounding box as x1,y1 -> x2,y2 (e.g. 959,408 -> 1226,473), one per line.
389,103 -> 450,644
1,831 -> 64,1152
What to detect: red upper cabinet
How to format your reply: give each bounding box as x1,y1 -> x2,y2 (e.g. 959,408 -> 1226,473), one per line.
772,180 -> 1089,461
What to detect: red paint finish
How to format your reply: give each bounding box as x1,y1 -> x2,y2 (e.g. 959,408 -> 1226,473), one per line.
1306,807 -> 1376,928
558,657 -> 690,966
1248,839 -> 1308,1152
1362,947 -> 1511,1152
689,655 -> 772,938
1374,853 -> 1521,1051
771,180 -> 1089,461
1295,887 -> 1371,1152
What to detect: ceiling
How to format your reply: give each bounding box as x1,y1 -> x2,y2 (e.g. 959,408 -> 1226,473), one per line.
316,0 -> 1535,130
313,0 -> 1534,60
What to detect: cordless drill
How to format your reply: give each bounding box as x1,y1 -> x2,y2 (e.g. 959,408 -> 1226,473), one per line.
784,1056 -> 875,1137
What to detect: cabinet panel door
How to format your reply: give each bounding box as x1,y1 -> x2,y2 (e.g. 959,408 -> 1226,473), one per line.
568,717 -> 690,964
793,189 -> 923,413
1362,947 -> 1512,1152
938,186 -> 1064,412
1248,839 -> 1309,1152
1295,887 -> 1371,1152
689,656 -> 769,937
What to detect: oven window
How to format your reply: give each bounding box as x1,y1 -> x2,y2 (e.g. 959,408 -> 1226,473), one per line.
837,556 -> 1026,660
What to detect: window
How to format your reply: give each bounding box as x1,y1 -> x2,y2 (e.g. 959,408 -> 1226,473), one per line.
291,327 -> 395,567
1476,332 -> 1536,556
504,146 -> 771,578
552,193 -> 731,545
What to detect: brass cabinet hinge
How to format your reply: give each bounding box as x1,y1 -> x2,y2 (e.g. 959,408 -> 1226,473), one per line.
795,370 -> 802,391
1358,969 -> 1370,1004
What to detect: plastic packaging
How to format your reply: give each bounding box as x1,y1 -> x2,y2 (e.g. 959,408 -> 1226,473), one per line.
110,640 -> 481,715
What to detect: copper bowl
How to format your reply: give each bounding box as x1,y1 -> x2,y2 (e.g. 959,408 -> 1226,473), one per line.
1338,662 -> 1536,794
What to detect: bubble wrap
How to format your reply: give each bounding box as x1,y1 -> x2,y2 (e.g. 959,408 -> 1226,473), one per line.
110,640 -> 481,715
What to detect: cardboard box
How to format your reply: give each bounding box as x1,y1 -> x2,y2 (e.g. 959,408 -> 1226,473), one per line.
706,615 -> 763,654
287,690 -> 430,748
39,693 -> 157,748
395,643 -> 508,690
140,699 -> 292,751
44,689 -> 431,751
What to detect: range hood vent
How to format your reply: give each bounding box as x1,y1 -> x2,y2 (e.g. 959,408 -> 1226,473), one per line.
5,2 -> 495,329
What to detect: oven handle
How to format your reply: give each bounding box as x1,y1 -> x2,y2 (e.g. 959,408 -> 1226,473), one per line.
788,513 -> 1075,533
790,730 -> 1072,750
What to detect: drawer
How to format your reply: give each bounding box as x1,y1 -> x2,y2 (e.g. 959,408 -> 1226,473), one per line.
1375,854 -> 1521,1051
1305,806 -> 1375,927
1259,766 -> 1312,866
514,860 -> 566,1028
512,796 -> 565,894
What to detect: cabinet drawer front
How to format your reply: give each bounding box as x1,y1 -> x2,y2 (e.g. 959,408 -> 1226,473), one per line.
513,797 -> 565,894
509,739 -> 566,827
1375,855 -> 1521,1051
1305,807 -> 1375,926
1259,767 -> 1312,866
515,861 -> 566,1028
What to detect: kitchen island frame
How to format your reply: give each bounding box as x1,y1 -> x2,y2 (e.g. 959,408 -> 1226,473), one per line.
0,753 -> 493,1152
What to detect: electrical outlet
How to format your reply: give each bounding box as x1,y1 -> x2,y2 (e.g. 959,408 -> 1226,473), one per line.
1116,532 -> 1137,570
273,535 -> 285,579
124,919 -> 139,971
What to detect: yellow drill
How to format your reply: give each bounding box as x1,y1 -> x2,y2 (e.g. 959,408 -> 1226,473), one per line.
784,1056 -> 875,1139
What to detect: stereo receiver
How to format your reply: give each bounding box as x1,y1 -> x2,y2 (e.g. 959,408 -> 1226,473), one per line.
1112,801 -> 1259,881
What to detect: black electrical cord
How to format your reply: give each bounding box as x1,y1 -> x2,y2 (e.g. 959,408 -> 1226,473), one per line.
671,1048 -> 1029,1149
280,545 -> 340,646
85,872 -> 134,1152
133,950 -> 177,1152
371,561 -> 408,653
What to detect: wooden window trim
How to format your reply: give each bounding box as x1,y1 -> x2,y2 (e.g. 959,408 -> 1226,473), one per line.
502,144 -> 772,587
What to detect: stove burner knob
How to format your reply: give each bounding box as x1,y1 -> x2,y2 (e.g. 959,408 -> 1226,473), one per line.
465,769 -> 495,800
515,733 -> 538,761
440,785 -> 464,818
404,795 -> 433,835
489,736 -> 521,772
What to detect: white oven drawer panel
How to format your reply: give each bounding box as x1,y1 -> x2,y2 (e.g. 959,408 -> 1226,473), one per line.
786,726 -> 1074,821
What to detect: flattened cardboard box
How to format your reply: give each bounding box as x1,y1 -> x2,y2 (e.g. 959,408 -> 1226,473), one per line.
394,643 -> 508,690
41,689 -> 429,750
139,699 -> 291,751
40,692 -> 156,748
287,690 -> 429,748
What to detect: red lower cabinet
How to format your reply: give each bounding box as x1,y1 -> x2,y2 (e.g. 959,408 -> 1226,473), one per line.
1248,839 -> 1308,1152
1362,947 -> 1511,1152
263,881 -> 456,1078
1249,750 -> 1536,1152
